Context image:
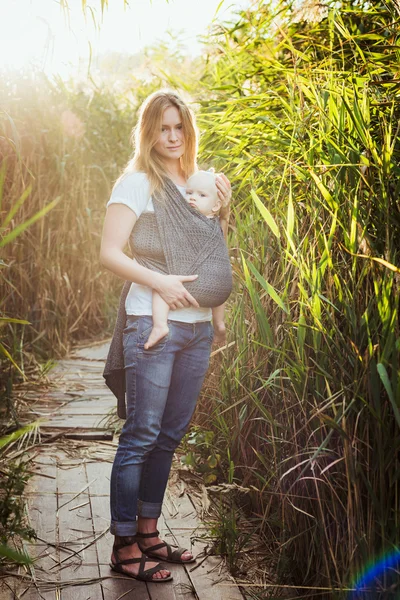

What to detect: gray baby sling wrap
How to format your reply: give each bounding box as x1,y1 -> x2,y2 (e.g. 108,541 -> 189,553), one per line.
103,176 -> 232,418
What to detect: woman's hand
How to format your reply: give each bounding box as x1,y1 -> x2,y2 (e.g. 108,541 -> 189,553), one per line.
156,274 -> 200,310
215,173 -> 232,220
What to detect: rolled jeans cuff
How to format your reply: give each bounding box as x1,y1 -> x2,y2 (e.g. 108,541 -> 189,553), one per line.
110,519 -> 138,536
137,499 -> 162,518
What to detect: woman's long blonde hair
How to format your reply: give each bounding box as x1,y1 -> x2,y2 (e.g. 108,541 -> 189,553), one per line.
114,90 -> 199,196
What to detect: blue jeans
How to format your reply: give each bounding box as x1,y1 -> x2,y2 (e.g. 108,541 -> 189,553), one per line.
110,314 -> 214,536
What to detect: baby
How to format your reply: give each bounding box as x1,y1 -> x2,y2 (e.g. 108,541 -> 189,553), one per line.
144,170 -> 226,350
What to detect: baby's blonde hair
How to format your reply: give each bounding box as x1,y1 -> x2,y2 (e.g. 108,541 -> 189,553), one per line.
187,170 -> 221,216
187,170 -> 217,186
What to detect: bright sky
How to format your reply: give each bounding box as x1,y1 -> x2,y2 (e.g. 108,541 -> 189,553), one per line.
0,0 -> 247,79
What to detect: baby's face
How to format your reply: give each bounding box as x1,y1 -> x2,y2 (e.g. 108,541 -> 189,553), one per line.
185,172 -> 220,217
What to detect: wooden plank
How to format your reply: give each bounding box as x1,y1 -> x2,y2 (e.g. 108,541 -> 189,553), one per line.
45,415 -> 112,428
21,579 -> 58,600
22,541 -> 59,600
57,459 -> 89,492
94,496 -> 195,598
52,369 -> 105,379
53,395 -> 114,404
0,580 -> 14,599
45,389 -> 112,399
23,460 -> 59,600
40,428 -> 114,441
56,405 -> 113,415
9,342 -> 245,600
28,456 -> 57,495
49,371 -> 104,382
60,566 -> 103,600
51,358 -> 106,369
85,460 -> 112,569
135,514 -> 197,598
27,492 -> 58,545
163,489 -> 244,600
57,398 -> 115,409
0,574 -> 43,600
57,493 -> 96,556
21,453 -> 59,599
57,493 -> 103,600
69,343 -> 110,360
100,564 -> 150,600
86,461 -> 112,497
64,357 -> 108,366
88,488 -> 113,567
55,452 -> 99,592
89,491 -> 150,599
147,562 -> 196,600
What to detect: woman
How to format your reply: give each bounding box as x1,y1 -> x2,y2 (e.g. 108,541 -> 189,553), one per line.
100,90 -> 232,583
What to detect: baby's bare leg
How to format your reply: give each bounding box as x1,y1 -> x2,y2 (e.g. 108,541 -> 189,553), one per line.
211,303 -> 227,344
144,291 -> 171,349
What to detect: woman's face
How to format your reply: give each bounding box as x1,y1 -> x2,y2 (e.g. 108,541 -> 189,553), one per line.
153,105 -> 185,162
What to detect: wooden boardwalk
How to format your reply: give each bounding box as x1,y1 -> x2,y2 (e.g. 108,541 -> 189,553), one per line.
1,342 -> 244,600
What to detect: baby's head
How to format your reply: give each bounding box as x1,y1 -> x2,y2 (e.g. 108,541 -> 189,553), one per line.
185,170 -> 221,218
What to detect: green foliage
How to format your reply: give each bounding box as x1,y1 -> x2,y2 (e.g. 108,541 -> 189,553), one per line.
178,0 -> 400,592
202,500 -> 251,577
0,460 -> 35,565
0,543 -> 32,565
0,461 -> 35,544
0,424 -> 39,565
180,426 -> 222,484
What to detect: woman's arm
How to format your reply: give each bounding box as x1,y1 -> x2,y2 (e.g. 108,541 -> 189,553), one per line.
100,204 -> 200,310
216,173 -> 232,224
219,217 -> 229,242
212,174 -> 231,343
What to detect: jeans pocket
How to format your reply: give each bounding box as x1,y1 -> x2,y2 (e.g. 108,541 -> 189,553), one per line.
137,319 -> 170,355
123,317 -> 139,349
138,324 -> 154,340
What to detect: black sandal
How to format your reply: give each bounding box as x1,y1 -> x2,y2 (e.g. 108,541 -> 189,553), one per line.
135,529 -> 196,564
110,541 -> 173,583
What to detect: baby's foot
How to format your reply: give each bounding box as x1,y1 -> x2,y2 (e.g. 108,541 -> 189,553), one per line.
144,324 -> 170,350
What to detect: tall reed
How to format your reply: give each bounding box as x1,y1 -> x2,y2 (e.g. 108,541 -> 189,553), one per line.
191,0 -> 400,593
0,72 -> 140,365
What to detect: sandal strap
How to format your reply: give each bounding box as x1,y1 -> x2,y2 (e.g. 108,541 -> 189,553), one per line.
163,541 -> 188,561
113,538 -> 140,552
139,553 -> 166,578
140,538 -> 189,562
113,551 -> 166,570
112,554 -> 168,581
141,563 -> 168,578
135,529 -> 159,539
114,542 -> 167,567
115,556 -> 141,566
140,541 -> 167,553
169,546 -> 189,560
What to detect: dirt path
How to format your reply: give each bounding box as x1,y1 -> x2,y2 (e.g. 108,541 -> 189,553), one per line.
1,341 -> 244,600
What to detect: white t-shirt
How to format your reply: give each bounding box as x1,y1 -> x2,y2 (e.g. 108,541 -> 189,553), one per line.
106,171 -> 212,323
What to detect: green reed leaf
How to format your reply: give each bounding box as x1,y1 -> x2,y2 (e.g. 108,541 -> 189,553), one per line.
377,363 -> 400,429
250,189 -> 280,239
0,197 -> 60,248
0,544 -> 32,565
245,258 -> 289,314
